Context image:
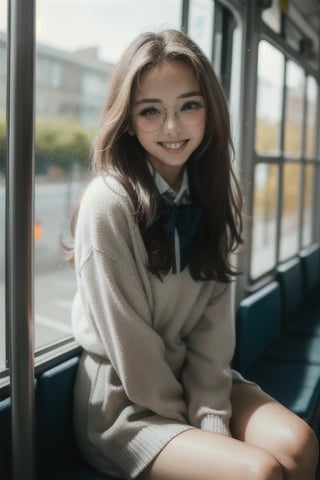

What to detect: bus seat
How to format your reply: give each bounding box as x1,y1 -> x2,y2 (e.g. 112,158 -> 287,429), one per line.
246,360 -> 320,424
0,396 -> 11,480
234,281 -> 282,372
234,280 -> 320,426
277,258 -> 304,319
300,245 -> 320,303
277,258 -> 320,336
36,355 -> 117,480
265,334 -> 320,364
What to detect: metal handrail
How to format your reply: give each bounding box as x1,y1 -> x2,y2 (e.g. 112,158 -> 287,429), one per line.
6,0 -> 36,479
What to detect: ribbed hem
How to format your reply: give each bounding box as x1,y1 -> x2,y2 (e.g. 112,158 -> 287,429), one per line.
201,415 -> 230,436
111,422 -> 194,479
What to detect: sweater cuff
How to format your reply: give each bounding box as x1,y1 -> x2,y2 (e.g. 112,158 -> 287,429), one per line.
201,415 -> 231,436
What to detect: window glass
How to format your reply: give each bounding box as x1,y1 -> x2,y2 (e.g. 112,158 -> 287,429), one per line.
279,163 -> 301,260
255,41 -> 284,155
305,76 -> 318,159
188,0 -> 214,59
302,163 -> 314,247
283,61 -> 304,158
0,7 -> 7,371
262,3 -> 281,33
34,0 -> 182,352
250,164 -> 278,279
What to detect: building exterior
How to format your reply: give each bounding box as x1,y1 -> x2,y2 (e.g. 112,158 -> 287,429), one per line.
0,31 -> 114,128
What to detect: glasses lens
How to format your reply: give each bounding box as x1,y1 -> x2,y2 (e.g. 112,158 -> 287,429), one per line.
135,104 -> 205,132
137,114 -> 162,132
180,106 -> 205,126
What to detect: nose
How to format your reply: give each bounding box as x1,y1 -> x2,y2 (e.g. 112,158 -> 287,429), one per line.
162,109 -> 181,135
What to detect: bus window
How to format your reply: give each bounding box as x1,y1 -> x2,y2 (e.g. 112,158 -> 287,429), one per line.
0,3 -> 7,372
250,163 -> 278,279
255,41 -> 284,155
302,163 -> 314,247
188,0 -> 214,60
279,162 -> 301,261
305,76 -> 318,159
283,61 -> 304,158
34,0 -> 182,354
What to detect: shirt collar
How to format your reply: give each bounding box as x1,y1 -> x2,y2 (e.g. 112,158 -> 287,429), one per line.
147,161 -> 189,204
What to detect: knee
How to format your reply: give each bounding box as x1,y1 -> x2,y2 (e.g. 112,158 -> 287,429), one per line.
282,421 -> 319,474
248,451 -> 283,480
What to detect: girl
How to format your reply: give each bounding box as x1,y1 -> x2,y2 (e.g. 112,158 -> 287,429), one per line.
70,29 -> 318,480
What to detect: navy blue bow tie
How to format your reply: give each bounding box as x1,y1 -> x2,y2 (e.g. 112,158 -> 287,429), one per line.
158,202 -> 202,272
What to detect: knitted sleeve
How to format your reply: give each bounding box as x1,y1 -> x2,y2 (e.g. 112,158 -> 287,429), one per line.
73,178 -> 187,424
181,282 -> 235,436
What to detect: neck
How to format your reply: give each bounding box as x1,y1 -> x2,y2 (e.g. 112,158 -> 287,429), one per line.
169,173 -> 182,192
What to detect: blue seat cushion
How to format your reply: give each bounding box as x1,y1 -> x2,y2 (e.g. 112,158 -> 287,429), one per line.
265,335 -> 320,364
35,355 -> 123,479
283,305 -> 320,337
246,360 -> 320,423
234,281 -> 282,372
36,356 -> 81,474
300,246 -> 320,299
277,258 -> 304,319
42,460 -> 117,480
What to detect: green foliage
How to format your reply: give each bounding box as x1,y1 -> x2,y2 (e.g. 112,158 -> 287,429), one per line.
35,116 -> 93,174
0,113 -> 93,175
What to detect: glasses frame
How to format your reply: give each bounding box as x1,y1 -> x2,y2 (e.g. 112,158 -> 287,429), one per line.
132,102 -> 206,132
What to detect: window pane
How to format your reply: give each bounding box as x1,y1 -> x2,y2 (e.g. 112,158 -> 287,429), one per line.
279,163 -> 301,260
305,76 -> 318,159
255,41 -> 284,155
37,0 -> 181,63
283,61 -> 304,157
302,163 -> 314,247
250,164 -> 278,279
34,0 -> 182,352
0,11 -> 7,371
262,3 -> 281,33
188,0 -> 214,59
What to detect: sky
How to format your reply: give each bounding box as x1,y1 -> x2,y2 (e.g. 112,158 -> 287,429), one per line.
0,0 -> 214,63
0,0 -> 182,62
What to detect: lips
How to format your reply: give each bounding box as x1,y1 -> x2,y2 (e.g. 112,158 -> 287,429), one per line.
158,140 -> 189,152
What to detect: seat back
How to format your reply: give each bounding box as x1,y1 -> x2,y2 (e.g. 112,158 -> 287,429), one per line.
234,281 -> 282,373
300,245 -> 320,299
277,258 -> 304,320
36,356 -> 80,475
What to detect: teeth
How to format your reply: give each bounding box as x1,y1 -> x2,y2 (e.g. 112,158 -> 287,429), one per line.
162,142 -> 184,149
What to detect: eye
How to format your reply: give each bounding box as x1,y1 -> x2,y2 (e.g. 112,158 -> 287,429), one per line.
181,101 -> 203,112
138,107 -> 161,119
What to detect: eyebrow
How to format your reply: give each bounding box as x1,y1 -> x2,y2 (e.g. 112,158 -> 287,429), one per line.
133,91 -> 203,106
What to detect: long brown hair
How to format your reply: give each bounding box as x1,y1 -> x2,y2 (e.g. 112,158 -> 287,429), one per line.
67,29 -> 243,282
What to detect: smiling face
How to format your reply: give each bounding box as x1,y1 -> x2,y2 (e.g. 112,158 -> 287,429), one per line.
130,61 -> 206,190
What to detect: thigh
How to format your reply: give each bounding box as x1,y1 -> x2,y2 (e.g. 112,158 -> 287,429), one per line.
230,382 -> 318,476
138,428 -> 282,480
230,382 -> 311,444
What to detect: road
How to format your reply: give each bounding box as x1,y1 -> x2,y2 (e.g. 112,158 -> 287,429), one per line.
0,179 -> 88,371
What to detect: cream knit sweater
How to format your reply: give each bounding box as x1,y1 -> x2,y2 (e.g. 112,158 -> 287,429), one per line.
72,175 -> 243,479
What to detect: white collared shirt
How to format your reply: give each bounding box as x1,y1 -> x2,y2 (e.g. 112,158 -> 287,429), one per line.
148,163 -> 191,271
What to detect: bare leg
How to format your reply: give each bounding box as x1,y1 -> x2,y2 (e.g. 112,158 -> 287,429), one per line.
138,383 -> 318,480
230,382 -> 319,480
139,429 -> 283,480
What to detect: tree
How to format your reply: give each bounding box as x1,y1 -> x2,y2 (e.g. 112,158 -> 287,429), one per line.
35,116 -> 93,175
